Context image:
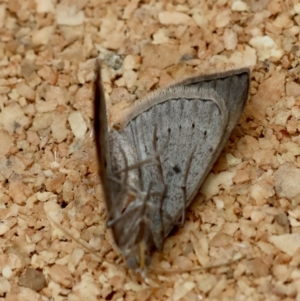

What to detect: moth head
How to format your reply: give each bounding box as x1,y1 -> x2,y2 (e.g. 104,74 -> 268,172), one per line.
108,196 -> 153,275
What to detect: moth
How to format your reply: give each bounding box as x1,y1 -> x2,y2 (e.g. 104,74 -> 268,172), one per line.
94,61 -> 250,274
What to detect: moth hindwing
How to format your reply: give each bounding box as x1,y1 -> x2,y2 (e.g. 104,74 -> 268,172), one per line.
94,63 -> 250,273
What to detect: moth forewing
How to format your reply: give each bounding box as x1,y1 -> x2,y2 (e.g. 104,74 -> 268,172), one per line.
93,62 -> 114,216
94,62 -> 250,273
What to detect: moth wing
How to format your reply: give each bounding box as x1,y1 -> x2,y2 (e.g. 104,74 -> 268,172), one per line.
120,68 -> 249,250
94,63 -> 119,219
94,63 -> 108,199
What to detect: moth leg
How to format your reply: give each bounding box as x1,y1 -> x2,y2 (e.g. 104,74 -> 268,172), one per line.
106,181 -> 146,229
158,184 -> 167,251
139,181 -> 153,218
112,156 -> 159,175
151,125 -> 172,242
112,125 -> 171,177
113,124 -> 169,249
126,183 -> 154,250
118,147 -> 129,198
107,181 -> 153,236
138,182 -> 167,253
178,146 -> 197,226
107,147 -> 144,227
152,125 -> 163,183
132,182 -> 157,270
108,154 -> 145,199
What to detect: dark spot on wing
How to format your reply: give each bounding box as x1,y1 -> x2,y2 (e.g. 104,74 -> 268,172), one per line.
209,147 -> 213,153
192,123 -> 195,128
173,165 -> 181,174
204,130 -> 207,137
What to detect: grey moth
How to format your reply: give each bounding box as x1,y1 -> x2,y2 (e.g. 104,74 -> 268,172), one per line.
94,61 -> 250,274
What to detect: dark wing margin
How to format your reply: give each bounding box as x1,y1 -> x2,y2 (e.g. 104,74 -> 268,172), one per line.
93,60 -> 112,214
207,68 -> 250,145
210,68 -> 250,133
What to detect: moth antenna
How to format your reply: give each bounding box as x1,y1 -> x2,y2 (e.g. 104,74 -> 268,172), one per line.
46,212 -> 111,264
150,254 -> 248,274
